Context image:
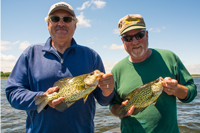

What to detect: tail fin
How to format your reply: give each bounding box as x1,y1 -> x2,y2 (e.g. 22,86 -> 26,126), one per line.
34,95 -> 49,113
116,105 -> 127,119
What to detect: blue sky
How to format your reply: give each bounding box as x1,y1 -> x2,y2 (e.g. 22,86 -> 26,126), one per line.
1,0 -> 200,74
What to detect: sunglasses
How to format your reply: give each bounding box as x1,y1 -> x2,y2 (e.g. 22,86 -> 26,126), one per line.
122,31 -> 146,42
49,16 -> 75,23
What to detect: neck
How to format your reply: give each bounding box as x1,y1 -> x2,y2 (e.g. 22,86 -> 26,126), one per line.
51,40 -> 71,54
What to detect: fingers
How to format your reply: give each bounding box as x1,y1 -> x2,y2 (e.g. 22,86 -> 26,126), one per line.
98,73 -> 114,89
121,100 -> 135,117
43,86 -> 65,108
98,73 -> 114,97
43,86 -> 59,95
127,105 -> 135,116
121,100 -> 129,106
163,77 -> 178,95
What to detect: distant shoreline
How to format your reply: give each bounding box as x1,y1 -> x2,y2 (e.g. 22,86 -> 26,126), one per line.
1,75 -> 200,79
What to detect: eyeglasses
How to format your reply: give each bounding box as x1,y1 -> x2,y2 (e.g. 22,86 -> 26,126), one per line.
49,16 -> 75,23
122,31 -> 146,42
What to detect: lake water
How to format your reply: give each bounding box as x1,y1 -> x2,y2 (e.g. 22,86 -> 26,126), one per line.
1,77 -> 200,133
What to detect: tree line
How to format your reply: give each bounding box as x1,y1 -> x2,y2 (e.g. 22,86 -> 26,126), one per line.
1,71 -> 200,78
1,71 -> 11,78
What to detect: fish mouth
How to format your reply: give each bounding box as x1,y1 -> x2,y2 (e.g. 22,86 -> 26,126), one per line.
86,81 -> 98,87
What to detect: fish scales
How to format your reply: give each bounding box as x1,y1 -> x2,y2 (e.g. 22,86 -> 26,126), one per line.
117,77 -> 164,119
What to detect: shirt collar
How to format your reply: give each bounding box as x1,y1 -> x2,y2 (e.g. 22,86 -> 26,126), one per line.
42,37 -> 78,52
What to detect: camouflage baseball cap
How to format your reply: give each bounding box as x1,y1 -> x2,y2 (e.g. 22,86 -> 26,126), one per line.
118,14 -> 146,35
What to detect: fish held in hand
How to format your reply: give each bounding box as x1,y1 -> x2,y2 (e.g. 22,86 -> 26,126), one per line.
34,70 -> 101,113
116,77 -> 164,119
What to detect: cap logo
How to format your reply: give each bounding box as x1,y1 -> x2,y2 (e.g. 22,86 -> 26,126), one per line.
125,19 -> 140,24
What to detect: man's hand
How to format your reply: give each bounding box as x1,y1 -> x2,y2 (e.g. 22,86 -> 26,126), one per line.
98,73 -> 114,97
163,77 -> 188,99
121,100 -> 135,117
43,86 -> 65,108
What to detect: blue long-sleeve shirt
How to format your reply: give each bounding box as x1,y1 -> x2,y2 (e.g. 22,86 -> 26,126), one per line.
6,37 -> 114,133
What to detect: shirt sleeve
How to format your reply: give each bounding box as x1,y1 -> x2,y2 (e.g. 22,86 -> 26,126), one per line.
174,54 -> 197,103
5,52 -> 44,111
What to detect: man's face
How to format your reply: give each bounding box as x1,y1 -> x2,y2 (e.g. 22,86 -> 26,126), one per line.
47,9 -> 76,43
121,29 -> 149,62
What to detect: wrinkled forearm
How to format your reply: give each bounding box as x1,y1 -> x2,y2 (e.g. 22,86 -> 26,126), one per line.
110,104 -> 121,117
174,84 -> 188,100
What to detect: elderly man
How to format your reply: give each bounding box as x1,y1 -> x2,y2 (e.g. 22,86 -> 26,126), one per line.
6,2 -> 114,133
109,14 -> 197,133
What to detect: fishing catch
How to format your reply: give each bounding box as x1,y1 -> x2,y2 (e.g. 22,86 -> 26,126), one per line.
117,77 -> 164,119
34,70 -> 101,113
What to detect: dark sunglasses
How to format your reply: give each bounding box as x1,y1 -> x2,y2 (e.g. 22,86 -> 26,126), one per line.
49,16 -> 75,23
122,31 -> 146,42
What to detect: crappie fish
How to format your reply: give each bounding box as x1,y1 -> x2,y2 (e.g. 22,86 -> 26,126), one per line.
116,77 -> 164,119
34,70 -> 101,113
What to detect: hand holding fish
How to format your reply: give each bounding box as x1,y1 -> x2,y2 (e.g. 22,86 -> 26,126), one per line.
43,86 -> 65,108
163,77 -> 188,99
163,77 -> 178,95
121,100 -> 135,117
98,73 -> 114,97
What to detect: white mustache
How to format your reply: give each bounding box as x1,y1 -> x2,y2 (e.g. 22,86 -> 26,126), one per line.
132,43 -> 142,48
55,26 -> 68,31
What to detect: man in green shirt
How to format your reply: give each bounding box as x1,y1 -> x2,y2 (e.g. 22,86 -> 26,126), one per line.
109,14 -> 197,133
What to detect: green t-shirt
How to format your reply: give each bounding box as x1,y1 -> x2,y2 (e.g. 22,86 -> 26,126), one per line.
110,49 -> 197,133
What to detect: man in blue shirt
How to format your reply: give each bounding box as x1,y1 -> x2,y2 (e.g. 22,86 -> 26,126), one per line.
6,2 -> 114,133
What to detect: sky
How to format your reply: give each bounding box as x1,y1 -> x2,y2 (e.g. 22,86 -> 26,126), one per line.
1,0 -> 200,74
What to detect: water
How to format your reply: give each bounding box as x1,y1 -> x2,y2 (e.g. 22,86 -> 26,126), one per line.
1,77 -> 200,133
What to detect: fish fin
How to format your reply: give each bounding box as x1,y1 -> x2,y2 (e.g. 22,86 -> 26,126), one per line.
116,105 -> 127,119
83,94 -> 89,103
153,100 -> 157,105
53,77 -> 72,87
54,101 -> 75,112
34,95 -> 49,113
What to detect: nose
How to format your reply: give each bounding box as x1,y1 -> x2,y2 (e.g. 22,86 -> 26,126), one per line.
131,37 -> 139,45
57,18 -> 65,26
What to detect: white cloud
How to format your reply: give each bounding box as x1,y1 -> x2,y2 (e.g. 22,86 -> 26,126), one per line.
148,28 -> 153,31
12,41 -> 20,45
77,1 -> 91,10
1,40 -> 11,45
77,0 -> 106,10
92,0 -> 106,9
186,64 -> 200,74
103,61 -> 118,73
77,12 -> 91,27
113,29 -> 120,34
1,46 -> 12,51
1,53 -> 18,72
1,61 -> 16,72
109,44 -> 124,49
19,41 -> 31,50
1,53 -> 17,61
148,27 -> 165,33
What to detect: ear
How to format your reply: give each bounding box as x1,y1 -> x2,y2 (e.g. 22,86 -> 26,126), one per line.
145,30 -> 148,38
47,21 -> 50,27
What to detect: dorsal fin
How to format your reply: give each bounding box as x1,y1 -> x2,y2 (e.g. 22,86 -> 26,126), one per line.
53,77 -> 73,87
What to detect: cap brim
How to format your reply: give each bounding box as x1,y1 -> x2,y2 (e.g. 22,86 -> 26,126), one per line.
120,26 -> 146,35
49,7 -> 75,16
